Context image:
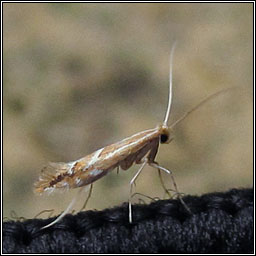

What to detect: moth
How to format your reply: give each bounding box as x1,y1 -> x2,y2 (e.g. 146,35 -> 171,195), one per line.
34,45 -> 231,229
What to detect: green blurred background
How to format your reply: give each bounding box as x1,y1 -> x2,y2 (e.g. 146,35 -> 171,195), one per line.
3,3 -> 253,219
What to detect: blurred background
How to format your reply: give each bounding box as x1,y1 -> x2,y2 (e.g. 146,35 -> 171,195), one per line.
3,3 -> 253,219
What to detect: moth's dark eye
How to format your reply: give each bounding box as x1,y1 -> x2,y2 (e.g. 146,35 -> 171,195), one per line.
160,134 -> 168,143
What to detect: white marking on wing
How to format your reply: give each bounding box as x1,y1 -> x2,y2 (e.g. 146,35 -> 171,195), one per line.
44,187 -> 55,194
79,148 -> 104,171
62,182 -> 69,188
75,177 -> 82,185
67,161 -> 76,175
88,148 -> 104,166
105,130 -> 158,160
90,169 -> 104,176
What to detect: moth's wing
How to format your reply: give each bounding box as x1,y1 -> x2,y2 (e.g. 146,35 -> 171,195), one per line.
34,161 -> 74,194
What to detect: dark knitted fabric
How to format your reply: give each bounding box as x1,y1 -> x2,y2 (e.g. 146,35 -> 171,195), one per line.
3,188 -> 253,253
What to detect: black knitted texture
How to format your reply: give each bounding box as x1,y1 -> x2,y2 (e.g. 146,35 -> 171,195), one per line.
3,188 -> 253,253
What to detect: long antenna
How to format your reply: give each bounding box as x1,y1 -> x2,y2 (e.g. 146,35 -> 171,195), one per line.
169,87 -> 234,129
163,42 -> 177,127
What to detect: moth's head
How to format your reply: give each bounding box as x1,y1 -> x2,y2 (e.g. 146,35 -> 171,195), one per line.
158,125 -> 174,144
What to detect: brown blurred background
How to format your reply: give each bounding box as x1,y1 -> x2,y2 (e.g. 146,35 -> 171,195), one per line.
3,3 -> 253,219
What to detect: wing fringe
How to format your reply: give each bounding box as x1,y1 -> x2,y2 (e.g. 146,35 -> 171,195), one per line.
34,162 -> 72,194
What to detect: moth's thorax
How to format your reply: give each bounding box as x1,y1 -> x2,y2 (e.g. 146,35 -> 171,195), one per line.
157,124 -> 173,144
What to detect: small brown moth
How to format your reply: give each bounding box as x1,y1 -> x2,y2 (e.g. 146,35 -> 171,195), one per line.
34,45 -> 231,229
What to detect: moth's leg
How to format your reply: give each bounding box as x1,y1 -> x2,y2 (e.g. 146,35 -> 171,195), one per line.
80,184 -> 93,212
147,139 -> 159,163
157,169 -> 184,199
41,186 -> 85,230
147,140 -> 173,198
157,168 -> 172,198
149,162 -> 191,213
129,161 -> 147,223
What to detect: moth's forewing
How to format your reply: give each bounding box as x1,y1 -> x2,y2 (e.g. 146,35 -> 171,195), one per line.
34,128 -> 161,193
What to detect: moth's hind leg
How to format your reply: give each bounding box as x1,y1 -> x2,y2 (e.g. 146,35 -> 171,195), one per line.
129,161 -> 147,223
149,162 -> 191,213
80,184 -> 93,212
